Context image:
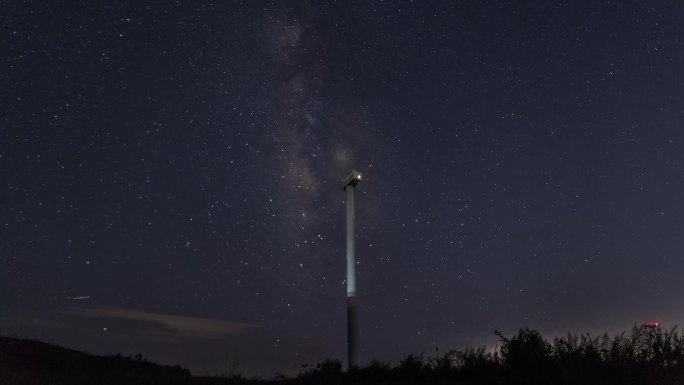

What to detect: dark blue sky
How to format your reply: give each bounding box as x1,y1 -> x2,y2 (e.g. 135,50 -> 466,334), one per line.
3,0 -> 684,376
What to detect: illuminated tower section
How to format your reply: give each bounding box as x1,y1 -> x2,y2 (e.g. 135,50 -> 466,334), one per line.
342,170 -> 362,370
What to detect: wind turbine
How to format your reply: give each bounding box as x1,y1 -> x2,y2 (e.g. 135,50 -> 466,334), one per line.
341,170 -> 362,370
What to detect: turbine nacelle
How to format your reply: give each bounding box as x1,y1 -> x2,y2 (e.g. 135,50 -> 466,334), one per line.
342,170 -> 363,190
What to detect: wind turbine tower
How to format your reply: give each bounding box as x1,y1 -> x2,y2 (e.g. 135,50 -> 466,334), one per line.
342,170 -> 362,370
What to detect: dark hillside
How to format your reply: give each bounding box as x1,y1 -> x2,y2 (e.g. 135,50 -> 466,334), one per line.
0,336 -> 192,385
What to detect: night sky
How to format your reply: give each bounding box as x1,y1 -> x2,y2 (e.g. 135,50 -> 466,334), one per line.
3,0 -> 684,377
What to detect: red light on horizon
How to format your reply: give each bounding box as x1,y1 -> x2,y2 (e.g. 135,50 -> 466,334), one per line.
643,321 -> 660,328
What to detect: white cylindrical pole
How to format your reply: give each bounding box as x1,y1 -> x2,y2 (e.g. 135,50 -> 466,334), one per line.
345,185 -> 360,370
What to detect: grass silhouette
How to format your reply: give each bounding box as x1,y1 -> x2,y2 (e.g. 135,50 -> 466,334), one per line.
3,325 -> 684,384
294,325 -> 684,385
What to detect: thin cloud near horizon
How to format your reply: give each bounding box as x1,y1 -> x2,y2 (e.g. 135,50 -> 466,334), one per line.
76,306 -> 257,338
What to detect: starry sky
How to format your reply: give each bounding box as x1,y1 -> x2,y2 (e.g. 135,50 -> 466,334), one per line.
3,0 -> 684,377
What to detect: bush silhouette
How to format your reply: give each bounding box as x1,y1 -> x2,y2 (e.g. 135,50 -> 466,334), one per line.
498,328 -> 556,384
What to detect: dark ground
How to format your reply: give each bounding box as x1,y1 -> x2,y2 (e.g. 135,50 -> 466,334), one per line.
3,327 -> 684,385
